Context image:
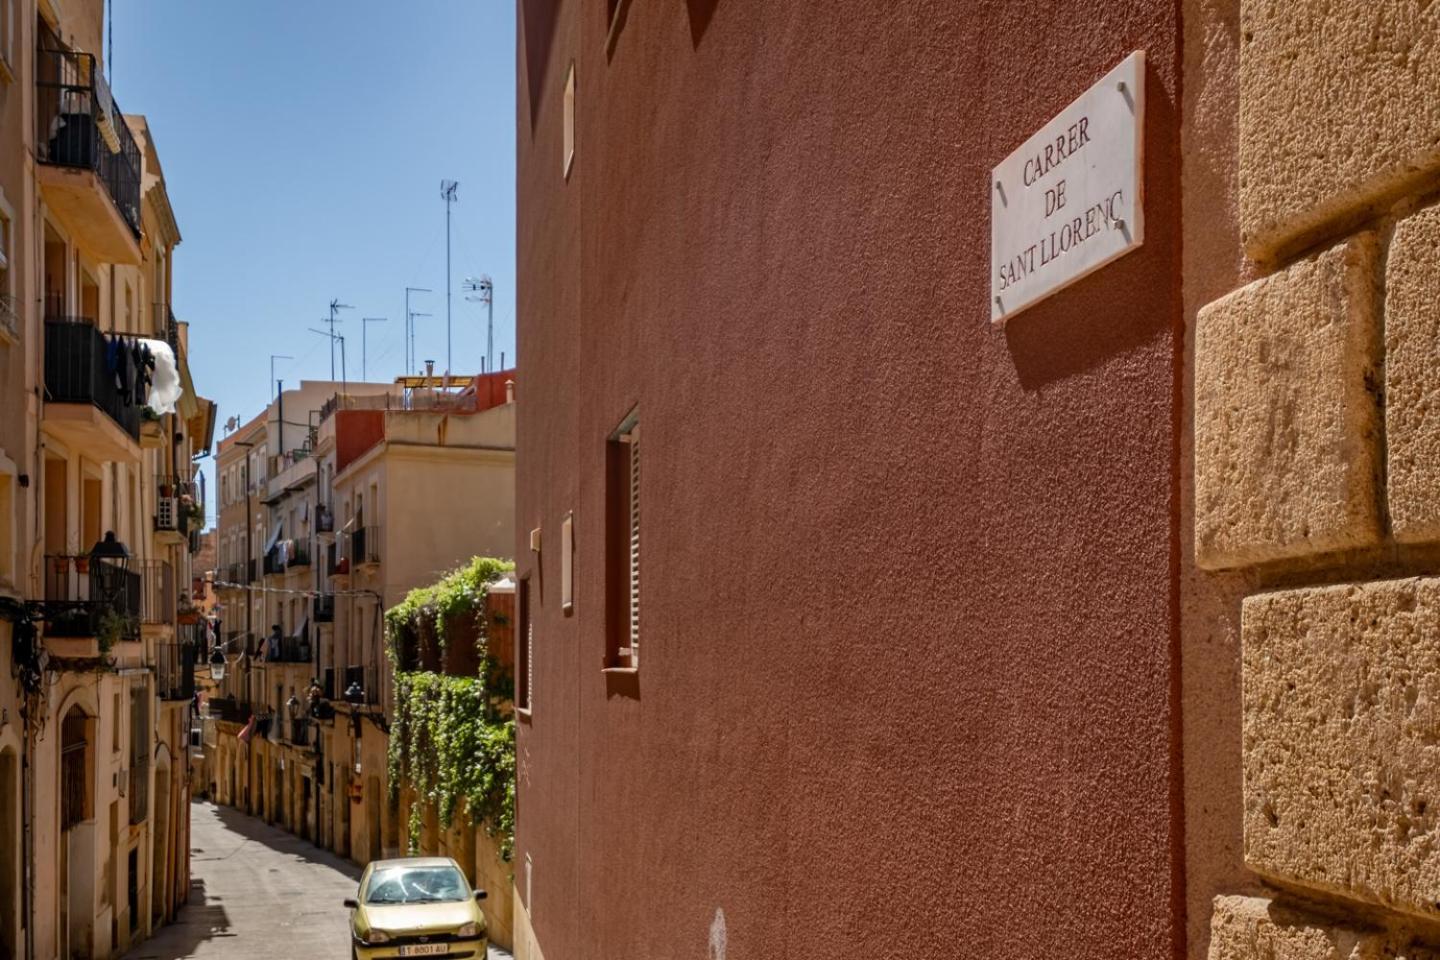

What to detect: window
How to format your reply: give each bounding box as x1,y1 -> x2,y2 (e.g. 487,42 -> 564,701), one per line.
606,410 -> 639,668
517,576 -> 533,713
561,512 -> 574,614
0,202 -> 14,342
563,63 -> 576,179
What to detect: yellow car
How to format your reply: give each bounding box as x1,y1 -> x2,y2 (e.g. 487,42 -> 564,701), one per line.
345,857 -> 488,959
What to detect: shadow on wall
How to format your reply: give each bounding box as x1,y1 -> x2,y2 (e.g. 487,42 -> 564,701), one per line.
1002,58 -> 1180,391
522,0 -> 560,132
687,0 -> 721,47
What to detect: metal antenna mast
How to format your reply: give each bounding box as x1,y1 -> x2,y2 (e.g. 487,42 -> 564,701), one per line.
327,299 -> 353,379
464,275 -> 494,373
269,354 -> 293,402
310,328 -> 347,389
440,180 -> 459,374
361,318 -> 388,381
404,286 -> 431,374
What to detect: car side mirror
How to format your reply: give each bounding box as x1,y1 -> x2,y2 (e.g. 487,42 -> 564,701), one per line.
473,889 -> 488,901
343,898 -> 358,909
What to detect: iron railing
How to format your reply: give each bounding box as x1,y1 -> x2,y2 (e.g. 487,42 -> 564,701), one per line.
43,318 -> 143,440
157,641 -> 196,701
207,696 -> 252,725
153,302 -> 180,351
34,41 -> 142,237
0,293 -> 18,341
348,525 -> 381,567
136,559 -> 174,624
42,553 -> 141,639
290,717 -> 313,747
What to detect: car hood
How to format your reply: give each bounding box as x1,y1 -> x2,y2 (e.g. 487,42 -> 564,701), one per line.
360,900 -> 481,935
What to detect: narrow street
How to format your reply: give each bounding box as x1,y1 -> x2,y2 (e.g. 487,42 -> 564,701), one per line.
124,802 -> 510,959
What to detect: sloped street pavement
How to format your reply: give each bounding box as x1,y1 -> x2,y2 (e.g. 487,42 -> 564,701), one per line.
124,801 -> 510,959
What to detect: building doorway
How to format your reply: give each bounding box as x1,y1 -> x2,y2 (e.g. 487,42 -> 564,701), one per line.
60,706 -> 95,959
0,745 -> 19,960
151,760 -> 171,926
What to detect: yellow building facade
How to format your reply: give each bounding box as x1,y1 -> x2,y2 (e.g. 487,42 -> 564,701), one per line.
0,2 -> 215,957
203,383 -> 518,949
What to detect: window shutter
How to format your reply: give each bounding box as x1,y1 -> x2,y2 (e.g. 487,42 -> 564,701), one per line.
628,425 -> 640,656
527,615 -> 535,709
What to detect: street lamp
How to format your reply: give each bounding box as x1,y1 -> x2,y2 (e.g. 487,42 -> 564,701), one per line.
209,645 -> 227,682
89,531 -> 132,603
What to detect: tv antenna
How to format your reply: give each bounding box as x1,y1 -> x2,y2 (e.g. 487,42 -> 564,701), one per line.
464,275 -> 494,374
405,286 -> 432,374
309,327 -> 347,388
326,299 -> 353,379
440,180 -> 459,375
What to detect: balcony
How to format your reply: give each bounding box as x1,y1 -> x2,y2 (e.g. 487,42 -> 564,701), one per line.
136,559 -> 174,626
43,318 -> 144,461
289,718 -> 313,748
157,641 -> 196,701
342,664 -> 381,706
261,626 -> 311,664
154,477 -> 201,546
34,42 -> 142,264
316,505 -> 334,534
207,696 -> 253,726
41,553 -> 140,647
348,525 -> 381,568
313,594 -> 335,623
264,540 -> 311,576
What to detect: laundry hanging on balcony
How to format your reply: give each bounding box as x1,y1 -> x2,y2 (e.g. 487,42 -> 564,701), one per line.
92,72 -> 123,154
103,334 -> 154,408
138,337 -> 183,415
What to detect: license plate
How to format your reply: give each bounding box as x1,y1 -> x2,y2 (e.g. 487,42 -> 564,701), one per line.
397,945 -> 448,957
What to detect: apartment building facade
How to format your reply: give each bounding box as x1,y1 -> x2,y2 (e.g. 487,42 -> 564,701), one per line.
0,2 -> 215,957
203,374 -> 518,943
515,2 -> 1440,960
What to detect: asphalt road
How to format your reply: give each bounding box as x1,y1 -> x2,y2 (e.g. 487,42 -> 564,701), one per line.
125,800 -> 510,960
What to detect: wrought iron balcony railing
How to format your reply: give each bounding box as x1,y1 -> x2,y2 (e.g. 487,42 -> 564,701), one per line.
42,553 -> 141,639
136,559 -> 174,625
347,525 -> 381,567
44,318 -> 143,441
157,641 -> 196,701
35,43 -> 142,237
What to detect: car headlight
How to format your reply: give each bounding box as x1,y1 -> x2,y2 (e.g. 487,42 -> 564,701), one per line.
366,929 -> 392,944
456,922 -> 482,938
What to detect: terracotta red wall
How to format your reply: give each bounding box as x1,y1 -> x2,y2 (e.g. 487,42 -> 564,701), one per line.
516,2 -> 1183,958
334,410 -> 386,475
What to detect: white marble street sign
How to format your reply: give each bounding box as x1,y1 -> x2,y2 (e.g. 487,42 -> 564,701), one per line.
990,51 -> 1145,325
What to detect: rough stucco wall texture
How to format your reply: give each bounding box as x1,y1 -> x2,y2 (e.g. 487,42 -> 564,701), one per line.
516,2 -> 1183,959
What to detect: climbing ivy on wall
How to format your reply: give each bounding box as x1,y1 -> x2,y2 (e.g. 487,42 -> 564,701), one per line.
384,556 -> 514,665
385,557 -> 516,859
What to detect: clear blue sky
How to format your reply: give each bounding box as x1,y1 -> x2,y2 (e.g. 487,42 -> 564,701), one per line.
111,0 -> 517,521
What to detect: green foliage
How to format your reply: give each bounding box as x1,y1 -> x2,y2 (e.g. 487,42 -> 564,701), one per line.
385,557 -> 516,859
95,609 -> 134,659
384,557 -> 514,665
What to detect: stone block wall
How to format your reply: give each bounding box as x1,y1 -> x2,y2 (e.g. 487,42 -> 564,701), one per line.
1195,0 -> 1440,954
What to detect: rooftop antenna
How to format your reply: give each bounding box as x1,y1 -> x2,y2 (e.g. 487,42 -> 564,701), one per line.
405,286 -> 432,374
269,354 -> 293,402
327,299 -> 353,379
464,275 -> 494,375
309,327 -> 347,390
440,180 -> 459,375
361,318 -> 388,381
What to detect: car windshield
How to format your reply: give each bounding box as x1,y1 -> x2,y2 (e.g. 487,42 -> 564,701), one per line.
363,865 -> 469,905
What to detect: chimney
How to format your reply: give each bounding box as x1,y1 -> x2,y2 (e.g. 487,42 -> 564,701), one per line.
505,380 -> 515,404
424,359 -> 435,380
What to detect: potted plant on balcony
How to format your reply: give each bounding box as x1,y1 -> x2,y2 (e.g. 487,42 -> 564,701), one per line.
96,608 -> 135,659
